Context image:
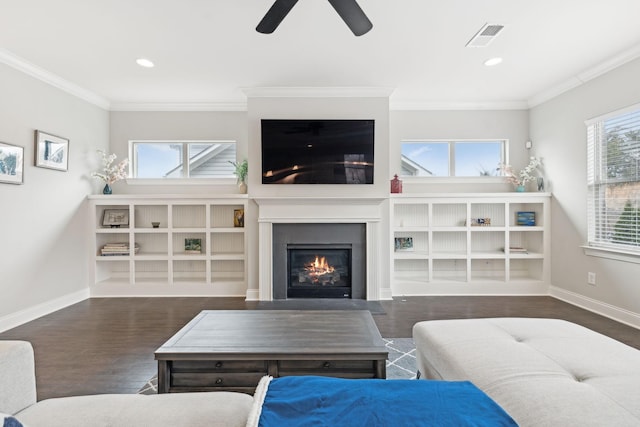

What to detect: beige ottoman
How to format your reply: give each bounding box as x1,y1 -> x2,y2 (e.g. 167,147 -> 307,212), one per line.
413,318 -> 640,427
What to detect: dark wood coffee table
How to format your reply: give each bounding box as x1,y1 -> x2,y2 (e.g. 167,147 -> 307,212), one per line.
154,310 -> 388,394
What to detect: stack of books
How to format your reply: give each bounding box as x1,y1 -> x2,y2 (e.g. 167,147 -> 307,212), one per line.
508,246 -> 528,254
100,242 -> 139,256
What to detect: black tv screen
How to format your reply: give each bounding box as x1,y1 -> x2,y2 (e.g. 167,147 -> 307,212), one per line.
261,119 -> 374,184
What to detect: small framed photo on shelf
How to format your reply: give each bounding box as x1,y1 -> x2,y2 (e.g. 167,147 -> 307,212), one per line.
233,208 -> 245,228
0,142 -> 24,185
394,237 -> 414,252
185,238 -> 202,254
102,209 -> 129,228
35,130 -> 69,171
470,217 -> 491,226
516,211 -> 536,226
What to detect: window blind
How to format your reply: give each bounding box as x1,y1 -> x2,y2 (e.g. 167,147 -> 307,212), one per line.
587,106 -> 640,252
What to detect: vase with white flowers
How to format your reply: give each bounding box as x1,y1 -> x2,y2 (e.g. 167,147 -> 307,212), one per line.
497,157 -> 541,192
91,150 -> 129,194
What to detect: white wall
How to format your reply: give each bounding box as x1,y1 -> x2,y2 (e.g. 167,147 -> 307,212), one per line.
5,53 -> 639,327
0,63 -> 109,331
390,109 -> 530,193
245,95 -> 391,298
109,111 -> 248,194
530,57 -> 640,325
88,100 -> 534,302
247,96 -> 390,198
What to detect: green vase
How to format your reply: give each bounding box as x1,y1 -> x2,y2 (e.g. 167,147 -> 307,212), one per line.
103,184 -> 112,195
516,185 -> 525,192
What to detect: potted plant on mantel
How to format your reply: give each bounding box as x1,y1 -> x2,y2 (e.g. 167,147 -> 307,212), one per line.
230,159 -> 248,193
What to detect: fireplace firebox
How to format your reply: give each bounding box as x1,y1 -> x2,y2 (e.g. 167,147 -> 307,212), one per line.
287,244 -> 352,298
272,223 -> 366,300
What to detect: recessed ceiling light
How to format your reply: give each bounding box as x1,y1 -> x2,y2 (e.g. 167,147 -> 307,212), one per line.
136,58 -> 154,68
484,57 -> 503,67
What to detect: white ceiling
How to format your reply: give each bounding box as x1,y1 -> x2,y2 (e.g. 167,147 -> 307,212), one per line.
2,0 -> 640,110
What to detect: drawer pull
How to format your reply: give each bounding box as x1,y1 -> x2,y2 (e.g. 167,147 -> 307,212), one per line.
323,362 -> 331,369
215,378 -> 223,385
215,361 -> 223,368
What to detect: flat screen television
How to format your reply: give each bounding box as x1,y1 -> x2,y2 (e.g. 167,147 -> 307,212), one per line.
261,119 -> 374,184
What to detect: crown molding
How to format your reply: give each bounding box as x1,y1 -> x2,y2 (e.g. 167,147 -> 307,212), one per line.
0,48 -> 111,110
4,42 -> 640,113
528,44 -> 640,108
389,100 -> 529,111
109,102 -> 248,112
241,86 -> 395,98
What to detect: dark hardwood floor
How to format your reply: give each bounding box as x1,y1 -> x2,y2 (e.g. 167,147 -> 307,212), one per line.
1,296 -> 638,401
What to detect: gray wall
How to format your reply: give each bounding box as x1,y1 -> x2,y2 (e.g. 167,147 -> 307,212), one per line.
0,63 -> 109,329
530,57 -> 640,321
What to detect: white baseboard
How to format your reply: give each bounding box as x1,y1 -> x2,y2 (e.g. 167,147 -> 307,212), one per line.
0,289 -> 90,333
245,289 -> 260,301
378,288 -> 394,301
549,286 -> 640,330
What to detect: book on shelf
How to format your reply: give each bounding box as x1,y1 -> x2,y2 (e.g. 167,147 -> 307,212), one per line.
103,242 -> 128,248
100,243 -> 139,256
505,246 -> 528,253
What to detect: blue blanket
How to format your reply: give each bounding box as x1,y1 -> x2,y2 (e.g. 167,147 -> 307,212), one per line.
247,376 -> 517,427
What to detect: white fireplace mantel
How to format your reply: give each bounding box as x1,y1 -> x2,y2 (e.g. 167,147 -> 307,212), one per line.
254,196 -> 386,301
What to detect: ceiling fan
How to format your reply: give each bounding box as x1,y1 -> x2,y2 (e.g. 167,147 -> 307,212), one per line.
256,0 -> 373,36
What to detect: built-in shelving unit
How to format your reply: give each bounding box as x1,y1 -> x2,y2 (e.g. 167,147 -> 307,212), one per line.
390,193 -> 551,295
89,195 -> 248,297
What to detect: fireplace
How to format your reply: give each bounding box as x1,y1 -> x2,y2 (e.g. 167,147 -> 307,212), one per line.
272,223 -> 366,300
254,197 -> 387,301
287,244 -> 352,298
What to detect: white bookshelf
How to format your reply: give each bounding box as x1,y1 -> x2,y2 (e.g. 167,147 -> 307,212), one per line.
89,195 -> 248,297
390,193 -> 551,295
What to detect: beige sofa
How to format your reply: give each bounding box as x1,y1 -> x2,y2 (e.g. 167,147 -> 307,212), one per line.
413,318 -> 640,427
0,341 -> 253,427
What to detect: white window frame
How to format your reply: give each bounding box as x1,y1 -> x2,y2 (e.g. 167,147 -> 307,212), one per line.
127,140 -> 237,185
400,139 -> 509,183
584,103 -> 640,263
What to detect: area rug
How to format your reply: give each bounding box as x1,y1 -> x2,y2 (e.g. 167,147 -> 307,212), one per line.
138,338 -> 416,395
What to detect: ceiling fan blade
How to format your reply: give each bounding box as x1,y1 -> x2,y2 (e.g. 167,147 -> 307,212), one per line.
327,0 -> 373,36
256,0 -> 300,34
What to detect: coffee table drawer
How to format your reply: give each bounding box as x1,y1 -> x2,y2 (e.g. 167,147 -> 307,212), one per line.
171,371 -> 265,388
172,359 -> 268,372
278,359 -> 376,375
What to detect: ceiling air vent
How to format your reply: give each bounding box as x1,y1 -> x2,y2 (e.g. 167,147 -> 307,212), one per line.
466,23 -> 505,48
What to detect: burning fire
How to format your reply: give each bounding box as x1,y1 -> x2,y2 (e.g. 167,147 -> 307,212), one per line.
305,256 -> 335,278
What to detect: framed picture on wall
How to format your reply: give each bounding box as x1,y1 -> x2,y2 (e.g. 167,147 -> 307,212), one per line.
0,142 -> 24,184
35,130 -> 69,171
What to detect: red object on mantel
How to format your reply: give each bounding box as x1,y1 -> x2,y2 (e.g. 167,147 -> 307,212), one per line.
390,174 -> 402,193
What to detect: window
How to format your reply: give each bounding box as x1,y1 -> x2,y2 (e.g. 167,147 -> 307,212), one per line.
130,141 -> 236,179
400,140 -> 506,177
587,105 -> 640,254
